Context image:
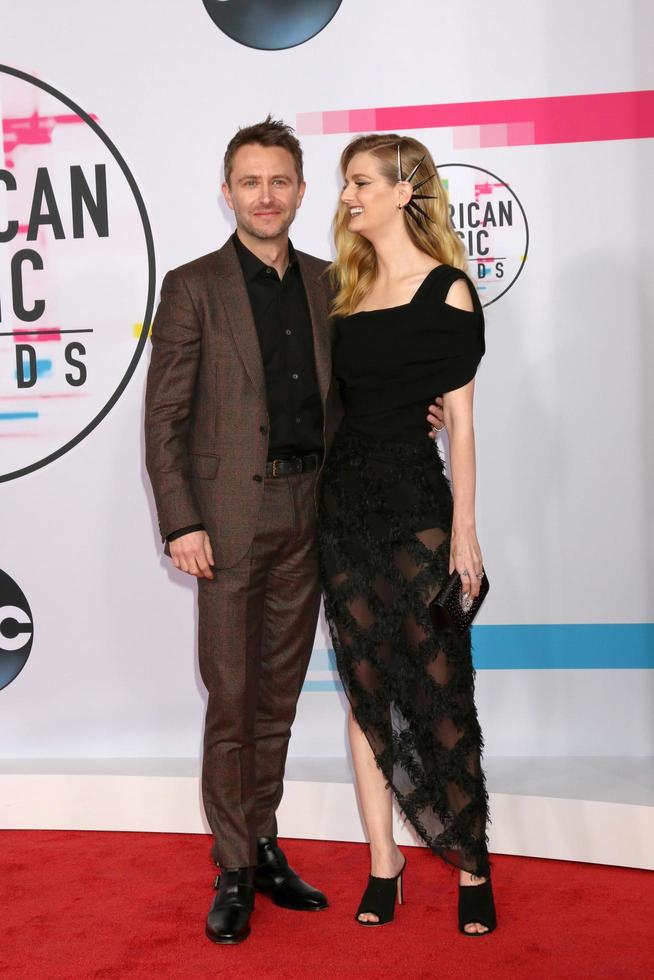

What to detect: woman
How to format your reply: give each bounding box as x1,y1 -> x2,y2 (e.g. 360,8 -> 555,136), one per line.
317,134 -> 496,935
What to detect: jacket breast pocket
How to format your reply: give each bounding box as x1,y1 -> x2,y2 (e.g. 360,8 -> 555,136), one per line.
189,453 -> 219,480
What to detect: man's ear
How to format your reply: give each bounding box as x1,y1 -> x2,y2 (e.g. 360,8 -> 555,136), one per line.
221,181 -> 234,211
296,180 -> 307,210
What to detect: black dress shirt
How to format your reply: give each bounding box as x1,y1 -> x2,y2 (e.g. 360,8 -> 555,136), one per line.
167,234 -> 323,543
232,232 -> 323,458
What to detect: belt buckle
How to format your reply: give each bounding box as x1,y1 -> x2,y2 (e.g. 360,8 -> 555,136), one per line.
272,459 -> 280,478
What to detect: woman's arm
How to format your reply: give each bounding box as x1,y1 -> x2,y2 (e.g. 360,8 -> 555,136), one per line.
441,276 -> 483,598
443,380 -> 483,598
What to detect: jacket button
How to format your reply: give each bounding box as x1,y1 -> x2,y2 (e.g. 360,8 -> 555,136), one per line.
259,425 -> 267,435
253,474 -> 263,483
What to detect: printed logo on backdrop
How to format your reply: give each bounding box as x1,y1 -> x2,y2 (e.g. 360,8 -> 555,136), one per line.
0,569 -> 33,691
439,164 -> 528,307
201,0 -> 343,50
0,65 -> 155,483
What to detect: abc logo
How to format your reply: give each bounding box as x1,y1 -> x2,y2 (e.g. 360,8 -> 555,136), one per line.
201,0 -> 342,50
0,569 -> 34,691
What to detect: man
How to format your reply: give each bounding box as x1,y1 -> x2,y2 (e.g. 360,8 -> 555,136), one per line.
145,117 -> 446,944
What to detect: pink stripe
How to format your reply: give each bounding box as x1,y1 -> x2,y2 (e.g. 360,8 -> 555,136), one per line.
12,329 -> 61,343
322,110 -> 350,135
297,91 -> 654,145
348,108 -> 378,131
296,112 -> 324,136
0,393 -> 88,400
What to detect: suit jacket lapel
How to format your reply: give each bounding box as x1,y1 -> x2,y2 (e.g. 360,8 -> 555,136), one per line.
297,253 -> 332,405
215,239 -> 265,394
214,239 -> 331,403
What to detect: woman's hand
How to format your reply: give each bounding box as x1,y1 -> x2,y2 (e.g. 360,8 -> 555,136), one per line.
427,395 -> 445,440
449,525 -> 483,599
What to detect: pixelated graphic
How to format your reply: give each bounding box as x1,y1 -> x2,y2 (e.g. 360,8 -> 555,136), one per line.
297,90 -> 654,146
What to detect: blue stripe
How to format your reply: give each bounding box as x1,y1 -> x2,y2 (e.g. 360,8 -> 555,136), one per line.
0,411 -> 39,420
13,359 -> 52,382
302,624 -> 654,691
472,623 -> 654,670
303,680 -> 342,693
308,649 -> 338,672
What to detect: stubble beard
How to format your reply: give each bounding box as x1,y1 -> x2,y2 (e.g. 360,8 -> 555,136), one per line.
236,207 -> 296,242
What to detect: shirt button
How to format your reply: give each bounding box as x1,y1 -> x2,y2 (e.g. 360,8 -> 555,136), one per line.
291,372 -> 299,380
253,474 -> 263,483
285,329 -> 292,336
265,267 -> 273,275
295,416 -> 302,424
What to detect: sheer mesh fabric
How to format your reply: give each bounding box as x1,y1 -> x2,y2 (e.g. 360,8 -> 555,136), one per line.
318,433 -> 490,877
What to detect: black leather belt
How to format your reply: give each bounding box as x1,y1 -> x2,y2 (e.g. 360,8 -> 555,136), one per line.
265,453 -> 321,478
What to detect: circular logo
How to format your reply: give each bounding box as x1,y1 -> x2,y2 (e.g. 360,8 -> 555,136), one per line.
201,0 -> 343,50
439,164 -> 528,307
0,568 -> 33,691
0,65 -> 155,483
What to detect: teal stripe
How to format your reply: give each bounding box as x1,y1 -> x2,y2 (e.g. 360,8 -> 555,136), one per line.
303,680 -> 342,693
302,624 -> 653,691
473,623 -> 654,670
308,649 -> 338,671
0,411 -> 39,420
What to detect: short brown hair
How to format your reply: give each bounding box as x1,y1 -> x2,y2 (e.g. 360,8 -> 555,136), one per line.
223,115 -> 304,186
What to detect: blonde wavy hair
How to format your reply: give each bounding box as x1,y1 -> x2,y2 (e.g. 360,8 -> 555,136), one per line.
330,134 -> 468,317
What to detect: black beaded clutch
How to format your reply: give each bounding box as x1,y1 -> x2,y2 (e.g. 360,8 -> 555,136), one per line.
430,569 -> 489,633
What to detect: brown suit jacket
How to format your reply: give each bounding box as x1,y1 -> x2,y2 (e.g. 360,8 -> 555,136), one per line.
144,237 -> 342,569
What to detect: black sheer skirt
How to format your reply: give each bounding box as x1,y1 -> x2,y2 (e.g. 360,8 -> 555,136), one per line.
317,431 -> 490,878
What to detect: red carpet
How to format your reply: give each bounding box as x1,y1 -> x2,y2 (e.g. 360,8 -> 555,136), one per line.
1,831 -> 651,979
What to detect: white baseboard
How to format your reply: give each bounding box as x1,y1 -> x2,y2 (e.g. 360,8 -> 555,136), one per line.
1,757 -> 652,870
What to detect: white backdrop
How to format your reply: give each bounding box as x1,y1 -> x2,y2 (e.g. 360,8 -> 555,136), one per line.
1,0 -> 653,768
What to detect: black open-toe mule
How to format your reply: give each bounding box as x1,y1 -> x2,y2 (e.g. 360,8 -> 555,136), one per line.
458,877 -> 497,935
355,857 -> 406,926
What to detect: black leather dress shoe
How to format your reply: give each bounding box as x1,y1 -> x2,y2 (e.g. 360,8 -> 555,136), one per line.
254,837 -> 328,911
206,867 -> 255,944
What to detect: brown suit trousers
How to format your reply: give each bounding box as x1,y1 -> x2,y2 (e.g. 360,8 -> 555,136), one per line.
198,468 -> 320,866
145,238 -> 340,867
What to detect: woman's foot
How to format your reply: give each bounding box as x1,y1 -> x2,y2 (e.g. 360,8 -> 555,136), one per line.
458,870 -> 494,935
358,844 -> 405,924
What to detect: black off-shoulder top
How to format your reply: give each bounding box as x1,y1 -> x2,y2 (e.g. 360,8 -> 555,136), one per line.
333,264 -> 485,445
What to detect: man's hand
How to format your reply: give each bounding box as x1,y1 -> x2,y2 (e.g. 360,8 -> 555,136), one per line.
427,395 -> 446,440
169,530 -> 215,579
